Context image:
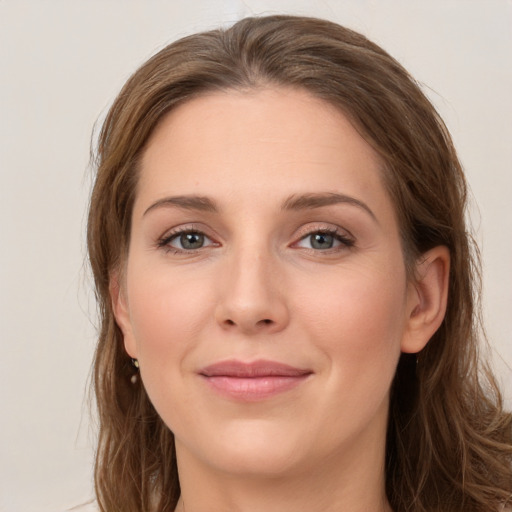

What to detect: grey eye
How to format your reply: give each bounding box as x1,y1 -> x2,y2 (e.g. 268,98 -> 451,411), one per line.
309,233 -> 335,250
294,229 -> 352,251
178,232 -> 205,250
161,229 -> 217,253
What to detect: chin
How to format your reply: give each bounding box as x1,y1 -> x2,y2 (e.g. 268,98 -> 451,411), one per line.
178,418 -> 313,478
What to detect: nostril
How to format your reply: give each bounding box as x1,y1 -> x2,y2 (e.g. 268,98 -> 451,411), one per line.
262,319 -> 273,325
226,319 -> 236,326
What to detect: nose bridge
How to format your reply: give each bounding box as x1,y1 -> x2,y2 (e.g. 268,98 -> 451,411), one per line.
230,243 -> 273,302
215,239 -> 288,334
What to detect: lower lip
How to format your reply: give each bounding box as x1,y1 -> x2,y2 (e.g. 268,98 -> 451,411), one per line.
201,375 -> 310,401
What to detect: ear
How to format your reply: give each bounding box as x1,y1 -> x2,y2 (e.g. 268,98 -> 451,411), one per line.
110,270 -> 138,359
401,246 -> 450,354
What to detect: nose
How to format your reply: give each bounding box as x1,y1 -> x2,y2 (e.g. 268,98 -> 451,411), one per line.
214,247 -> 290,335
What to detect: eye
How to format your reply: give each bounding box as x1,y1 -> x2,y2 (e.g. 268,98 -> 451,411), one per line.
174,232 -> 206,250
294,229 -> 354,251
159,229 -> 216,252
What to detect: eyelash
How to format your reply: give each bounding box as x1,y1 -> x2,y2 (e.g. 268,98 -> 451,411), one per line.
157,226 -> 355,255
157,226 -> 217,255
293,227 -> 355,252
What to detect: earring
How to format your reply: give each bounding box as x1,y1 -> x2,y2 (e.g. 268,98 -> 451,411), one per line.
131,358 -> 140,384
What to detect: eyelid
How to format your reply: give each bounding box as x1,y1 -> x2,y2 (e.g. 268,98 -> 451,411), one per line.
292,223 -> 354,242
155,222 -> 354,254
157,224 -> 220,252
290,223 -> 355,251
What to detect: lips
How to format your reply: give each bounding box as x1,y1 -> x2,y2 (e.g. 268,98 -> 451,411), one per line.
198,360 -> 313,401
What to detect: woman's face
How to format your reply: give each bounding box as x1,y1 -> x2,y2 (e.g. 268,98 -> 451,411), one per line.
116,88 -> 421,477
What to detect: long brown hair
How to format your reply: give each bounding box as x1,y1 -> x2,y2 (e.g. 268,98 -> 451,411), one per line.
87,15 -> 512,512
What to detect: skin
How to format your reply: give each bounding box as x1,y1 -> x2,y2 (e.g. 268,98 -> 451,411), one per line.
112,87 -> 449,512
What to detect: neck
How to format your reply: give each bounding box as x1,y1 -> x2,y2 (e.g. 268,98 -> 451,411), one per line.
174,417 -> 392,512
177,469 -> 391,512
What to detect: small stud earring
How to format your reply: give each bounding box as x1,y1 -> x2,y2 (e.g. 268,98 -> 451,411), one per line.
131,358 -> 140,384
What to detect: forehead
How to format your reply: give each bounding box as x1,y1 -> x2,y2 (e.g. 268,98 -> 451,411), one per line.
136,87 -> 391,217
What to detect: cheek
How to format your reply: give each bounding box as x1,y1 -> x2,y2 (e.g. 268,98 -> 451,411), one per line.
296,263 -> 407,394
127,262 -> 213,346
125,263 -> 216,396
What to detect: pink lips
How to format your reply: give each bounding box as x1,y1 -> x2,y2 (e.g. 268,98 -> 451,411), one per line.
199,360 -> 312,401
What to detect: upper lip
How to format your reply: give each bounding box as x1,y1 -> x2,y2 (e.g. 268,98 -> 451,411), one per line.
199,359 -> 313,378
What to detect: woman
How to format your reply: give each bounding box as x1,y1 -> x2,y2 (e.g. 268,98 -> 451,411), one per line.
87,15 -> 512,512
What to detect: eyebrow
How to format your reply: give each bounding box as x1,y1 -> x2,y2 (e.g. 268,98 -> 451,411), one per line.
143,195 -> 218,216
282,192 -> 377,222
143,192 -> 376,222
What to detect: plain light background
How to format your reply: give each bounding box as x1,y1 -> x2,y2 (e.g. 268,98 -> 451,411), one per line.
0,1 -> 510,511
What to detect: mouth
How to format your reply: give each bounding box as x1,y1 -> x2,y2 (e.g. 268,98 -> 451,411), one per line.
198,360 -> 313,401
